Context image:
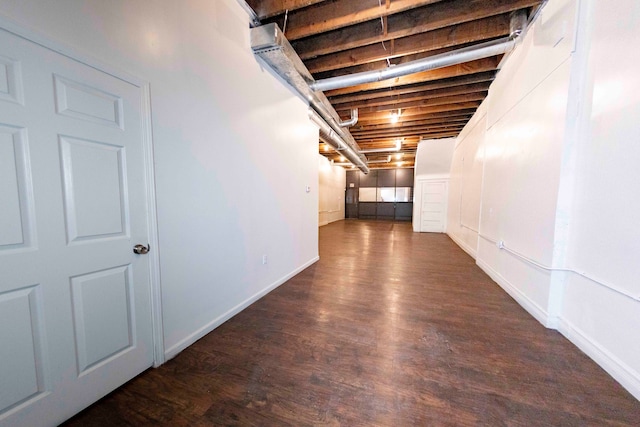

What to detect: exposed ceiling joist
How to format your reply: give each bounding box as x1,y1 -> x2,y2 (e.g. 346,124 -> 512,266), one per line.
306,14 -> 511,73
263,0 -> 444,41
243,0 -> 542,170
292,0 -> 540,59
245,0 -> 327,19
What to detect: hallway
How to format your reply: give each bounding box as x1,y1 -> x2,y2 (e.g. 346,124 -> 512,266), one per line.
64,221 -> 640,426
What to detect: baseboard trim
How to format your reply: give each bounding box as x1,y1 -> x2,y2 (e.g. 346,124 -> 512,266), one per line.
319,217 -> 344,227
447,231 -> 477,259
476,258 -> 554,328
163,255 -> 320,360
557,317 -> 640,401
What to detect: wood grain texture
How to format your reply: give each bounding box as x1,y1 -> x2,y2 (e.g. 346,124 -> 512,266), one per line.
62,221 -> 640,426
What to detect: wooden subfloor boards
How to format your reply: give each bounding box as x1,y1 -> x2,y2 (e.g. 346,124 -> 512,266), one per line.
62,220 -> 640,426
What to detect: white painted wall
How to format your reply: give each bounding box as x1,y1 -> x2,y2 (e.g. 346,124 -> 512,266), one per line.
557,0 -> 640,399
0,0 -> 319,359
447,0 -> 640,400
412,138 -> 455,231
318,155 -> 346,226
447,104 -> 487,257
413,138 -> 455,179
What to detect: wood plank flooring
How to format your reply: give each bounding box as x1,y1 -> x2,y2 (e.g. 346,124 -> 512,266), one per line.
63,220 -> 640,426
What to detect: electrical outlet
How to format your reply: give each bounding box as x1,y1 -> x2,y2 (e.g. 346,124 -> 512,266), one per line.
262,254 -> 268,265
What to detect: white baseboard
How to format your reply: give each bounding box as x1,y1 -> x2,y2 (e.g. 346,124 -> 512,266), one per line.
319,216 -> 344,227
447,231 -> 477,259
558,317 -> 640,402
476,258 -> 554,328
163,255 -> 320,360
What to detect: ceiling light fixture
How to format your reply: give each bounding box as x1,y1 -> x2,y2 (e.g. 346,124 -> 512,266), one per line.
390,109 -> 401,124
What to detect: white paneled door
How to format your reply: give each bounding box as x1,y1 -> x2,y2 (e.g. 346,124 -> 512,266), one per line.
0,29 -> 154,426
419,181 -> 448,233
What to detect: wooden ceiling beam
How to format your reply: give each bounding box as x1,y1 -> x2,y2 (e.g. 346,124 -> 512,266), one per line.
313,45 -> 473,80
354,125 -> 466,138
351,122 -> 469,137
346,92 -> 487,115
245,0 -> 327,20
266,0 -> 444,41
306,14 -> 510,73
335,82 -> 491,111
351,116 -> 471,133
357,139 -> 421,149
356,130 -> 461,143
330,74 -> 495,104
293,0 -> 541,59
324,56 -> 500,97
356,102 -> 482,125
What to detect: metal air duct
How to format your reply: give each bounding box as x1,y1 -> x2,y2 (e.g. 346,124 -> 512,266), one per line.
338,109 -> 358,127
309,110 -> 368,170
309,10 -> 527,93
251,23 -> 369,173
310,37 -> 517,93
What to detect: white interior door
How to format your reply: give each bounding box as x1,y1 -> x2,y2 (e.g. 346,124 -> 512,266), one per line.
419,181 -> 448,233
0,29 -> 154,426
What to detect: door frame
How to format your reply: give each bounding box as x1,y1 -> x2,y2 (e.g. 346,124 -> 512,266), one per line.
413,177 -> 449,233
0,16 -> 166,366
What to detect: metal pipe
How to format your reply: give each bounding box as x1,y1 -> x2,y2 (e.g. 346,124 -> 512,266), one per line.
310,37 -> 516,92
309,110 -> 369,171
338,109 -> 358,127
251,23 -> 369,173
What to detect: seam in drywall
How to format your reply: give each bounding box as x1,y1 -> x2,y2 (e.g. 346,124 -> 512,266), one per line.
487,55 -> 572,132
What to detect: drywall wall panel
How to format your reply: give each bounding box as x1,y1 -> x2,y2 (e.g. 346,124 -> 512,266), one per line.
0,0 -> 320,357
413,138 -> 455,179
556,0 -> 640,400
447,112 -> 486,256
565,0 -> 640,298
477,238 -> 553,325
459,115 -> 485,235
560,274 -> 640,400
487,0 -> 577,128
481,59 -> 570,266
318,155 -> 346,226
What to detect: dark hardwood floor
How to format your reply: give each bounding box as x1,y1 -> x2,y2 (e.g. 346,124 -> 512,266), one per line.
63,220 -> 640,426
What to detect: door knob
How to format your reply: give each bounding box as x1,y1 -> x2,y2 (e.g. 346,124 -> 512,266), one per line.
133,244 -> 150,255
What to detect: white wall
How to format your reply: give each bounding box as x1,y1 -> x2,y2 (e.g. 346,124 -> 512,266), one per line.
447,0 -> 640,400
318,155 -> 346,226
413,138 -> 455,179
557,0 -> 640,399
447,104 -> 487,257
412,138 -> 455,231
0,0 -> 319,359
